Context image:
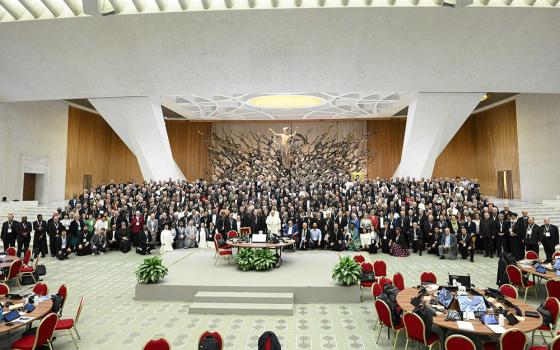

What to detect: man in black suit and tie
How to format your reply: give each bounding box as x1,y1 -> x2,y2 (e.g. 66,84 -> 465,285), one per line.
408,221 -> 424,256
1,213 -> 18,249
522,217 -> 541,256
47,213 -> 63,257
495,213 -> 510,256
541,218 -> 559,260
32,214 -> 48,258
16,216 -> 32,257
68,194 -> 79,209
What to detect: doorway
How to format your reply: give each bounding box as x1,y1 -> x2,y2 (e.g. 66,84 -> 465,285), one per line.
83,174 -> 92,191
22,173 -> 37,201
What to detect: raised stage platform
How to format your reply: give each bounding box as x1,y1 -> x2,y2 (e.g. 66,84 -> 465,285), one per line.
134,249 -> 361,310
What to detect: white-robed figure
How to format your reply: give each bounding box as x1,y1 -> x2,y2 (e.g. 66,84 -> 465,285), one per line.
159,223 -> 174,254
198,222 -> 211,249
266,208 -> 281,236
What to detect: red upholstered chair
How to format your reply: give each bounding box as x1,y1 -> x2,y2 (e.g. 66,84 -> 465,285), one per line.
55,297 -> 84,349
20,256 -> 40,284
144,338 -> 171,350
499,284 -> 519,300
12,312 -> 58,350
445,334 -> 476,350
226,230 -> 238,239
547,280 -> 560,300
353,255 -> 366,264
22,249 -> 32,266
57,284 -> 68,316
372,282 -> 383,299
239,227 -> 251,237
375,299 -> 404,350
379,277 -> 393,290
393,272 -> 405,291
213,233 -> 232,265
0,259 -> 22,288
199,331 -> 223,350
33,282 -> 48,296
553,252 -> 560,259
483,328 -> 527,350
529,334 -> 560,350
403,312 -> 439,350
5,246 -> 16,256
532,297 -> 560,346
360,262 -> 374,301
526,250 -> 539,260
420,272 -> 437,284
0,282 -> 9,295
506,265 -> 536,301
374,260 -> 387,278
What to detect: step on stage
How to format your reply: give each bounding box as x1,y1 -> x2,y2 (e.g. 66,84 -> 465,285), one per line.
134,249 -> 361,314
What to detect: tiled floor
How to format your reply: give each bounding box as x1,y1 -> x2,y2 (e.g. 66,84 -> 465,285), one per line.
0,249 -> 548,350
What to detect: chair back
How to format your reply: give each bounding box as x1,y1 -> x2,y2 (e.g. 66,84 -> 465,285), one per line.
239,227 -> 251,236
22,249 -> 31,266
445,334 -> 475,350
499,284 -> 518,299
393,272 -> 405,291
57,284 -> 68,313
379,277 -> 392,290
525,250 -> 539,260
5,247 -> 16,256
353,255 -> 365,264
143,338 -> 171,350
213,233 -> 221,252
553,252 -> 560,259
361,262 -> 373,273
227,230 -> 238,239
420,272 -> 437,284
375,299 -> 395,329
33,282 -> 49,296
498,328 -> 526,350
551,335 -> 560,350
75,297 -> 85,324
403,312 -> 428,344
33,312 -> 58,349
544,297 -> 560,328
372,282 -> 383,299
374,260 -> 387,277
8,259 -> 22,280
506,265 -> 523,286
0,283 -> 9,295
199,331 -> 223,350
547,280 -> 560,300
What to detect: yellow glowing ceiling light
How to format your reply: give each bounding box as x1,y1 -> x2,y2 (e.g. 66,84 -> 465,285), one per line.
480,93 -> 489,101
247,95 -> 326,109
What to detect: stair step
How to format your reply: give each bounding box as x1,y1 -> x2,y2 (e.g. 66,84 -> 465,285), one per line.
193,291 -> 293,304
189,302 -> 293,315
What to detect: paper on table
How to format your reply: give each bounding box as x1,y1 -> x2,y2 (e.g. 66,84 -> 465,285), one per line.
456,321 -> 475,331
487,324 -> 507,334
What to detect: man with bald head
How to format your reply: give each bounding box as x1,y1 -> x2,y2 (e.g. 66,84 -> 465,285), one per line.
1,213 -> 18,249
541,218 -> 559,260
522,217 -> 541,257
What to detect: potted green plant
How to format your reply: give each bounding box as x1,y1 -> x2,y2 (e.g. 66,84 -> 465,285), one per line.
135,256 -> 168,284
332,255 -> 361,286
253,249 -> 278,271
235,248 -> 256,271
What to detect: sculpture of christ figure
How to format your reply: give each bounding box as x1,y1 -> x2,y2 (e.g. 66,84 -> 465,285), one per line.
269,127 -> 297,168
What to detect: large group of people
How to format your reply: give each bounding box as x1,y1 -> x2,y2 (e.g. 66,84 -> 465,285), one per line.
1,176 -> 558,262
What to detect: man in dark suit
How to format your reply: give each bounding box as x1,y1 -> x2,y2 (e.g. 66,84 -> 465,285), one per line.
55,230 -> 72,260
1,214 -> 19,250
227,212 -> 237,232
47,213 -> 63,257
522,217 -> 541,256
541,218 -> 559,260
408,221 -> 424,256
16,216 -> 32,257
32,214 -> 48,258
495,213 -> 510,256
68,194 -> 79,209
457,227 -> 472,261
480,212 -> 496,258
510,214 -> 525,260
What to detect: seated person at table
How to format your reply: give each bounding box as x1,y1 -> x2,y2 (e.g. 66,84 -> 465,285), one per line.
457,227 -> 472,261
438,228 -> 458,260
428,227 -> 443,255
106,224 -> 119,250
91,228 -> 107,255
76,226 -> 93,256
282,220 -> 298,250
390,227 -> 410,257
136,225 -> 155,255
117,221 -> 131,253
347,223 -> 361,251
379,221 -> 392,254
309,222 -> 322,249
55,230 -> 72,260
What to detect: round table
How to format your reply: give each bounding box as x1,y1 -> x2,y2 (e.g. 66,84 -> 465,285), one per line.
0,256 -> 20,269
396,287 -> 542,335
0,296 -> 53,335
227,239 -> 296,268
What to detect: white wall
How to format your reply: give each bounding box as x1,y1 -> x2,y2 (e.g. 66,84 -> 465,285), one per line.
516,94 -> 560,201
0,101 -> 68,204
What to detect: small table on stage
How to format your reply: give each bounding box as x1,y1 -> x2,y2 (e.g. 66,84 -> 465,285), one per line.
0,296 -> 53,335
227,240 -> 296,268
396,287 -> 542,336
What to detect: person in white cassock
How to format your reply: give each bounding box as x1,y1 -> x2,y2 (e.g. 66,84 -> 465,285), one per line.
159,223 -> 174,254
266,207 -> 281,236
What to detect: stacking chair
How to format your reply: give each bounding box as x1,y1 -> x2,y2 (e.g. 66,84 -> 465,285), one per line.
12,312 -> 58,350
547,280 -> 560,300
239,227 -> 251,237
199,331 -> 223,350
403,312 -> 440,350
144,338 -> 171,350
20,256 -> 40,284
375,299 -> 404,350
0,282 -> 9,295
0,259 -> 22,288
32,282 -> 48,296
526,251 -> 539,260
379,277 -> 392,290
213,233 -> 232,265
226,230 -> 238,239
57,284 -> 68,316
22,249 -> 32,266
553,252 -> 560,260
374,260 -> 388,279
499,284 -> 519,299
393,272 -> 405,291
360,262 -> 374,302
445,334 -> 476,350
353,255 -> 366,264
483,328 -> 527,350
5,247 -> 16,256
506,265 -> 536,301
420,272 -> 437,284
531,297 -> 560,346
529,334 -> 560,350
55,297 -> 85,349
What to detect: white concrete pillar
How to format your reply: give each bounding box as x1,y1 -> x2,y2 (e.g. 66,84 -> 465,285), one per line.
89,96 -> 186,181
394,92 -> 484,179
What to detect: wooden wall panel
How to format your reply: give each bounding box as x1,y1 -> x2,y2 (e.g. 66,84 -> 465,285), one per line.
166,120 -> 212,180
432,118 -> 478,179
366,118 -> 406,178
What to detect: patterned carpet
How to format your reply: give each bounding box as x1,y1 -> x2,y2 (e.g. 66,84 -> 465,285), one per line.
0,250 -> 546,350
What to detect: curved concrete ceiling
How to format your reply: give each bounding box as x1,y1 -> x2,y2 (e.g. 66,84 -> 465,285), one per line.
0,8 -> 559,102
